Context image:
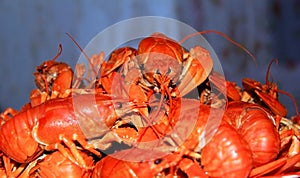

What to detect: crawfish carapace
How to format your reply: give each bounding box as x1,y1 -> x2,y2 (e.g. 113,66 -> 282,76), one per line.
137,33 -> 213,98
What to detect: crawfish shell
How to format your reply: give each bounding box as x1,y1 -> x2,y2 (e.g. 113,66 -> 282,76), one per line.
201,121 -> 253,178
224,101 -> 281,167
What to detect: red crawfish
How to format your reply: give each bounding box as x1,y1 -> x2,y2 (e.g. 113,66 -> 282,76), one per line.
31,44 -> 73,107
0,94 -> 140,169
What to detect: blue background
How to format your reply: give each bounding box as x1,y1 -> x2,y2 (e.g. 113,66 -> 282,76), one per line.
0,0 -> 299,116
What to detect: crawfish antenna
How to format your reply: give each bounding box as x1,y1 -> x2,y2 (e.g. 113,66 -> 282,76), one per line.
265,59 -> 278,86
264,59 -> 298,116
179,30 -> 256,66
66,33 -> 98,76
266,59 -> 299,115
277,89 -> 299,116
51,44 -> 63,62
66,33 -> 90,62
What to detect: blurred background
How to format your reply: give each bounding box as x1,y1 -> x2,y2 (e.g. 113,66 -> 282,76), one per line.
0,0 -> 299,116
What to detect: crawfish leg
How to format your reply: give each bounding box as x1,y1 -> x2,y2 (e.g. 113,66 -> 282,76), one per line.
177,158 -> 208,177
17,159 -> 39,178
273,153 -> 300,174
72,133 -> 102,157
2,155 -> 30,178
249,157 -> 287,177
0,108 -> 18,121
45,134 -> 100,169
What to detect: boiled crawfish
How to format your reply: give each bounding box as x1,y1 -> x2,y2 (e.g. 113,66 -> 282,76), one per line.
31,44 -> 74,107
92,97 -> 282,177
0,94 -> 140,169
92,98 -> 216,177
99,33 -> 213,102
242,59 -> 288,117
2,31 -> 300,178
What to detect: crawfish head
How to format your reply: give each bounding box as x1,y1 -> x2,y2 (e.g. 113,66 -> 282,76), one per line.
34,44 -> 73,94
137,33 -> 185,88
34,61 -> 73,92
102,47 -> 137,77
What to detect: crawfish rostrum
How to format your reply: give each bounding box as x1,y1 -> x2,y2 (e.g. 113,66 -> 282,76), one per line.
1,32 -> 300,178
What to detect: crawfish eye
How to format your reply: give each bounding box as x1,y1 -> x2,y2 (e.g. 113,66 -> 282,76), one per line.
167,67 -> 172,74
156,69 -> 160,74
140,64 -> 145,70
154,158 -> 162,164
115,102 -> 122,109
37,68 -> 43,73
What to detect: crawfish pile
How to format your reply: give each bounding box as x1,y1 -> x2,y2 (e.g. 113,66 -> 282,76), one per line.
1,32 -> 300,178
